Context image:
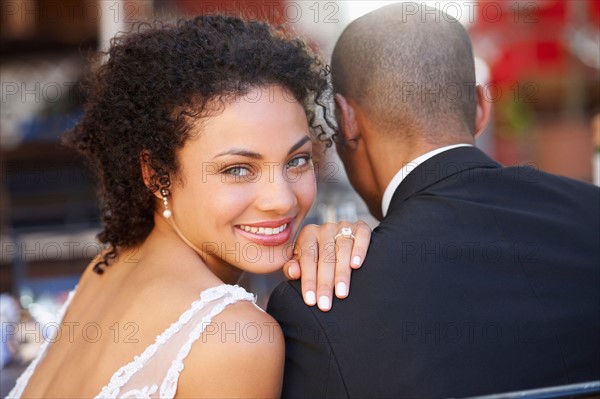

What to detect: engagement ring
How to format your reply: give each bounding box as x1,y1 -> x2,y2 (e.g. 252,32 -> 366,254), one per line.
335,227 -> 355,241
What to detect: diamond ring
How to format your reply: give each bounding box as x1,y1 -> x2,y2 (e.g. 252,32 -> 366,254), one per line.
334,227 -> 355,241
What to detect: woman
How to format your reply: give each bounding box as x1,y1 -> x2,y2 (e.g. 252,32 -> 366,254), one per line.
8,15 -> 370,398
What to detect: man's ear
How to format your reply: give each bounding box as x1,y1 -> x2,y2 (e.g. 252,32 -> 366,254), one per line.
334,93 -> 360,150
474,84 -> 491,138
140,151 -> 163,200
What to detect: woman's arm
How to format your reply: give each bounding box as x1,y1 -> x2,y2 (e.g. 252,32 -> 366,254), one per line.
176,301 -> 284,398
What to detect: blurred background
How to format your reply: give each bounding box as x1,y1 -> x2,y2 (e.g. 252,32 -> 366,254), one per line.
0,0 -> 599,393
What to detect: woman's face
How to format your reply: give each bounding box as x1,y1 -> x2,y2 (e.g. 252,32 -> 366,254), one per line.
170,85 -> 316,276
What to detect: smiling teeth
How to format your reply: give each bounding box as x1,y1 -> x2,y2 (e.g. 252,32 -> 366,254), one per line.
239,224 -> 288,235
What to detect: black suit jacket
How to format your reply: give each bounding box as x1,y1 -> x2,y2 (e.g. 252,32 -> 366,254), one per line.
267,147 -> 600,398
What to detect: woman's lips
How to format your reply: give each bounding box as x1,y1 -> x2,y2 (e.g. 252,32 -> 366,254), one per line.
235,218 -> 294,246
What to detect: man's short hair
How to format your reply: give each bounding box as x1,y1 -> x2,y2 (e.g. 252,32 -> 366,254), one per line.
331,3 -> 477,139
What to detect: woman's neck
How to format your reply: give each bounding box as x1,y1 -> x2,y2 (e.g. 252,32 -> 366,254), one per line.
150,213 -> 244,284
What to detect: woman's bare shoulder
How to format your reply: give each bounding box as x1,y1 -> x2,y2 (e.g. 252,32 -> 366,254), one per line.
176,300 -> 285,398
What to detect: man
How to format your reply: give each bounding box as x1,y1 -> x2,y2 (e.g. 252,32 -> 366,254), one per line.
267,3 -> 600,398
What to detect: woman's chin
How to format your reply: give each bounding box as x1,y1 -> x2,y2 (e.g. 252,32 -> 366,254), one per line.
235,248 -> 293,275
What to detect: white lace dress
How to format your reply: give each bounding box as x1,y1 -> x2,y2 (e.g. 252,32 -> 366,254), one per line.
7,284 -> 255,399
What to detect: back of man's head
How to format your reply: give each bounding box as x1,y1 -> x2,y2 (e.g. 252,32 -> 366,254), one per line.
331,3 -> 477,143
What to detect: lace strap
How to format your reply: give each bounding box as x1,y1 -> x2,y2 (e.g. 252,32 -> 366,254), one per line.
96,284 -> 254,398
159,285 -> 254,398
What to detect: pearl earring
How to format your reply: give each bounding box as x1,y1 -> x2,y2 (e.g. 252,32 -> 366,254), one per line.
160,188 -> 172,219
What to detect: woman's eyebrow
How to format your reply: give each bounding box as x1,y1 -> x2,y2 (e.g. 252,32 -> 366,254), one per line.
213,135 -> 311,160
287,136 -> 311,155
213,149 -> 263,160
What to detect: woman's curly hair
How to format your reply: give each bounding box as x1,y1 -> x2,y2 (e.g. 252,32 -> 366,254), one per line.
64,15 -> 334,274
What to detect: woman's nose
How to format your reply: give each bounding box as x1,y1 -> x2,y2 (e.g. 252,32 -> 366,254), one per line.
254,165 -> 297,214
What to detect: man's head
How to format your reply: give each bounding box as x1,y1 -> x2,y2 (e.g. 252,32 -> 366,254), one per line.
331,2 -> 489,219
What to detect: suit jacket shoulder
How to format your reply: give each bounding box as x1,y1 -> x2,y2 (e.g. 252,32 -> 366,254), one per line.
269,147 -> 600,398
267,281 -> 348,398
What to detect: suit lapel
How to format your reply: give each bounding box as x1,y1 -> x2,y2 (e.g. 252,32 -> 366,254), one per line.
387,146 -> 501,212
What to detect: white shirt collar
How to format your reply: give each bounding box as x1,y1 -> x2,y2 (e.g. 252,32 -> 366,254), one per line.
381,144 -> 472,217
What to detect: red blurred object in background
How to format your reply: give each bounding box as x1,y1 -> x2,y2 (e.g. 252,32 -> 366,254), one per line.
470,0 -> 598,84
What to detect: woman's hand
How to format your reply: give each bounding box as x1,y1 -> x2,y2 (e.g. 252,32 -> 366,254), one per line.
284,220 -> 372,311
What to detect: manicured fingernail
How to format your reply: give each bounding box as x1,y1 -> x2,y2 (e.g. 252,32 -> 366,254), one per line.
352,256 -> 362,266
318,296 -> 331,311
305,290 -> 316,305
288,265 -> 295,279
336,282 -> 348,297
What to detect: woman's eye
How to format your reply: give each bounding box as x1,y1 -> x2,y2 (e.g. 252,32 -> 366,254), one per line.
224,166 -> 250,177
286,156 -> 312,169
